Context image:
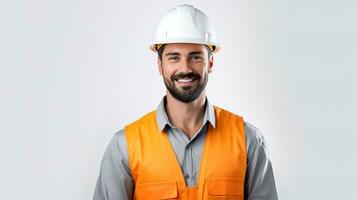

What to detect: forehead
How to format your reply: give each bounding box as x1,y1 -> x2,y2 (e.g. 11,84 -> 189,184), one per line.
163,43 -> 207,55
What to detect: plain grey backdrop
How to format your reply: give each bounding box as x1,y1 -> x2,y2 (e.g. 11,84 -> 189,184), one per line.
1,0 -> 356,199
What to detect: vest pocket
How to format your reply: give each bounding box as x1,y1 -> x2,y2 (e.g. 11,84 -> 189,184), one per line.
135,181 -> 178,199
205,178 -> 244,200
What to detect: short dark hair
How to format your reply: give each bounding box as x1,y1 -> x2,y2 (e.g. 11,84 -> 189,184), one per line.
158,44 -> 212,61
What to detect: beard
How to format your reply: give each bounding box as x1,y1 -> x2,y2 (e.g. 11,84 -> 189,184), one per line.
163,71 -> 208,103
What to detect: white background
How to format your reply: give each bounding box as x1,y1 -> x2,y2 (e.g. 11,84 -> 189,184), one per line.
1,0 -> 356,199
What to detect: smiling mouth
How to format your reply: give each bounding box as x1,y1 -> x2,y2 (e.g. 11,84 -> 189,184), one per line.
176,78 -> 196,83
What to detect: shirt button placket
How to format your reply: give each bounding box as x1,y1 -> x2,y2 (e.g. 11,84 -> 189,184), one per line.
184,144 -> 192,185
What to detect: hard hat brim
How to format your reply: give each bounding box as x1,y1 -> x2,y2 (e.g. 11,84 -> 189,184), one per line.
150,41 -> 220,53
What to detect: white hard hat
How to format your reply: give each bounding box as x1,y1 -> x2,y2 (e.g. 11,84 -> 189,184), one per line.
150,4 -> 220,53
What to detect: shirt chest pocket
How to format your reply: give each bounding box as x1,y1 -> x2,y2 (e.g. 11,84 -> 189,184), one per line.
205,178 -> 244,200
134,181 -> 178,199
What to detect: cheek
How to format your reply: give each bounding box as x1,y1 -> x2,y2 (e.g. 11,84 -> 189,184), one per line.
161,63 -> 176,76
161,67 -> 173,80
194,63 -> 209,74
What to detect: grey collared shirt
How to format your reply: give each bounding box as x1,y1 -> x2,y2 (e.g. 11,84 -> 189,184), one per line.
93,96 -> 278,200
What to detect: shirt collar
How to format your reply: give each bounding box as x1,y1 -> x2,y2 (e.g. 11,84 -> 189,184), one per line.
156,95 -> 216,132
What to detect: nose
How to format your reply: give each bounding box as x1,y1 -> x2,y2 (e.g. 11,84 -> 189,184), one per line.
178,59 -> 193,74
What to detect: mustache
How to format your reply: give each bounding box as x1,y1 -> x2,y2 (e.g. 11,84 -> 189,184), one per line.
171,72 -> 200,81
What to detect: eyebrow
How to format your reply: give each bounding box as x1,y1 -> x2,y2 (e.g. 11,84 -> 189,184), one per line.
165,52 -> 180,57
165,51 -> 205,57
189,51 -> 205,55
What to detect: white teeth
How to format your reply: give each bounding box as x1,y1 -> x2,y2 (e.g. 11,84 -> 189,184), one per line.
177,79 -> 194,83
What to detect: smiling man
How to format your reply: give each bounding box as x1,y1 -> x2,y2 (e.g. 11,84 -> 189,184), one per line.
93,4 -> 278,200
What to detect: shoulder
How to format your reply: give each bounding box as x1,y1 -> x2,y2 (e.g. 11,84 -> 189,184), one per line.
213,105 -> 243,122
114,128 -> 127,148
243,121 -> 270,160
244,121 -> 265,145
212,106 -> 262,143
105,129 -> 128,159
126,110 -> 157,126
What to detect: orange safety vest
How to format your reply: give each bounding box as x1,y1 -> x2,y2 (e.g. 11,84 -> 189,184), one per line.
125,106 -> 247,200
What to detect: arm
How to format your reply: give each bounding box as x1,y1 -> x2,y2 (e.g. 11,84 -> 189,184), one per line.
93,129 -> 134,200
244,121 -> 279,200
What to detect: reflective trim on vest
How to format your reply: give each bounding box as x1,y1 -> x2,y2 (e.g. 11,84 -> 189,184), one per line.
125,106 -> 247,200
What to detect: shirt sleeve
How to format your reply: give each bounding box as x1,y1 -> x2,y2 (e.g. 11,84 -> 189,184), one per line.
244,121 -> 279,200
93,129 -> 134,200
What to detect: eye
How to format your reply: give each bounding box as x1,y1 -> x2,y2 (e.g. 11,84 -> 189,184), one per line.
168,56 -> 179,62
191,55 -> 203,62
169,56 -> 178,60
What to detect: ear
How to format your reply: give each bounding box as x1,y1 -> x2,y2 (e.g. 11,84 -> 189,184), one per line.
157,58 -> 163,76
208,56 -> 214,73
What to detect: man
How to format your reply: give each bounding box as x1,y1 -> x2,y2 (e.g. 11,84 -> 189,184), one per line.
94,4 -> 278,200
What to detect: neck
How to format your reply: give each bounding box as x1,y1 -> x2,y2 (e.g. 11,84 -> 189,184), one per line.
164,91 -> 206,139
